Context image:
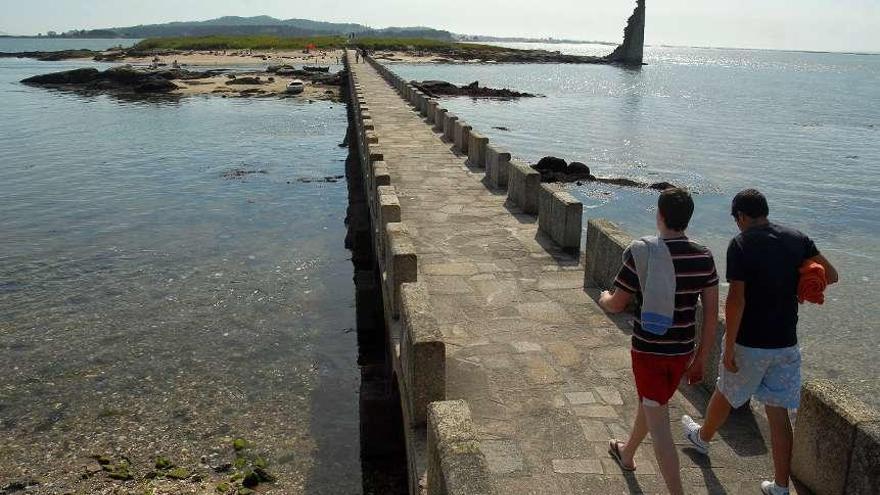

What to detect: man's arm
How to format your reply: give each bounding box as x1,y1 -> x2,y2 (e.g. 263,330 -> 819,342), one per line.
599,289 -> 633,314
685,284 -> 719,383
723,281 -> 746,372
697,284 -> 719,358
810,254 -> 839,285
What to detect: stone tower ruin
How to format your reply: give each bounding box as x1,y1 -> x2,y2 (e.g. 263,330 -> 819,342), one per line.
605,0 -> 646,65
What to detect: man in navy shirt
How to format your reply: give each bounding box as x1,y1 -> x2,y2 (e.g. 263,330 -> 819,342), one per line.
682,189 -> 838,495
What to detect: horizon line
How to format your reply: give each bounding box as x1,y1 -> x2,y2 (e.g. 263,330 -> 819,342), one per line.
0,32 -> 877,56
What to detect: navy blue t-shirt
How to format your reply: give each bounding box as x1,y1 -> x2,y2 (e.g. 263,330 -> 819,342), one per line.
726,223 -> 820,349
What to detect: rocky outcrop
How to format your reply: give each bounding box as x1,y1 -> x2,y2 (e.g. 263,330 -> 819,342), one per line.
531,156 -> 673,190
226,76 -> 264,85
413,80 -> 536,98
532,157 -> 593,182
0,49 -> 100,61
605,0 -> 646,65
20,66 -> 216,93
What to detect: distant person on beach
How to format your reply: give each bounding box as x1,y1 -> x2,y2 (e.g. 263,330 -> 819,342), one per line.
599,188 -> 720,495
681,189 -> 838,495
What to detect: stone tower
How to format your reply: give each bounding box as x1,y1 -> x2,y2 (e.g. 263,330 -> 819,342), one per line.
605,0 -> 646,65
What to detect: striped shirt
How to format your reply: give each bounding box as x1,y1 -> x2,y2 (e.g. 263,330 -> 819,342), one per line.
614,236 -> 719,356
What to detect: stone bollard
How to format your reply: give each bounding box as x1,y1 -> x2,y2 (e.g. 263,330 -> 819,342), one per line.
427,400 -> 494,495
453,121 -> 472,154
399,282 -> 446,427
507,160 -> 541,214
485,145 -> 512,189
443,113 -> 459,142
467,131 -> 489,168
385,223 -> 417,320
434,107 -> 448,132
372,161 -> 391,188
426,100 -> 439,123
537,184 -> 583,253
582,219 -> 631,289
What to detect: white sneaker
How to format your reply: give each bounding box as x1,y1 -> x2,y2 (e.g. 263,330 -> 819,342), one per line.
760,480 -> 790,495
681,415 -> 709,455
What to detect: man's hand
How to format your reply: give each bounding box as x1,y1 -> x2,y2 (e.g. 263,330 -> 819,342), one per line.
598,289 -> 632,314
599,290 -> 613,309
723,348 -> 738,373
686,356 -> 705,385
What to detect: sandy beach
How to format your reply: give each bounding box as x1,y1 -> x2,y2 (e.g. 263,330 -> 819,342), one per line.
173,73 -> 340,99
119,49 -> 346,68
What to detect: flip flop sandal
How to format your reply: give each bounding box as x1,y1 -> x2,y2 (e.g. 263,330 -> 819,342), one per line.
608,439 -> 636,471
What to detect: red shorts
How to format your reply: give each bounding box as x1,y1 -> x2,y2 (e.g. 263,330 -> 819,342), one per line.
631,350 -> 693,406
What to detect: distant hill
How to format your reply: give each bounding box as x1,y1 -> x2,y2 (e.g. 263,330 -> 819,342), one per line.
47,16 -> 453,40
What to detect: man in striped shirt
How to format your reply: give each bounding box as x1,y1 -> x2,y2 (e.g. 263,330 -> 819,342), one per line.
599,188 -> 719,495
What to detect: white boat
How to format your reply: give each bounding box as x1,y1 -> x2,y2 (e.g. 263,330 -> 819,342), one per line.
286,79 -> 305,94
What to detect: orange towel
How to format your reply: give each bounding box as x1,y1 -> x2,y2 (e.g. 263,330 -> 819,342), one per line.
798,261 -> 827,305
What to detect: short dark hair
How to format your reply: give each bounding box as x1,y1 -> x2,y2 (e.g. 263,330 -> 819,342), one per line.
731,189 -> 769,219
658,188 -> 694,231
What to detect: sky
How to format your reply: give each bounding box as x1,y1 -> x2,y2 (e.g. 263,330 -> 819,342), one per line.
1,0 -> 878,53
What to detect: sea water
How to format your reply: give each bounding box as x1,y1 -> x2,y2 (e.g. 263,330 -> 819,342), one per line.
0,39 -> 369,492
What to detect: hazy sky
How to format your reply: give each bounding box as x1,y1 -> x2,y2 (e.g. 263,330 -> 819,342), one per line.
1,0 -> 878,52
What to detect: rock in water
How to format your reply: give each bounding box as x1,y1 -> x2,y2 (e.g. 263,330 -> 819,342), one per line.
568,162 -> 591,177
135,78 -> 178,93
21,68 -> 100,84
532,158 -> 594,183
413,79 -> 535,98
20,66 -> 203,94
533,156 -> 568,173
649,181 -> 675,191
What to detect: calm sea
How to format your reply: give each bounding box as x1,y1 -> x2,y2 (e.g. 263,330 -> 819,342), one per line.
0,37 -> 141,51
393,43 -> 880,407
0,39 -> 367,492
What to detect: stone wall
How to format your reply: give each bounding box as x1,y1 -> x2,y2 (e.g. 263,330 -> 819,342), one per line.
355,51 -> 496,495
792,380 -> 880,494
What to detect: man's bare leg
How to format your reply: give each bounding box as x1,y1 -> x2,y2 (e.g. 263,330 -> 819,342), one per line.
765,405 -> 793,488
618,403 -> 648,467
699,389 -> 734,442
644,402 -> 684,495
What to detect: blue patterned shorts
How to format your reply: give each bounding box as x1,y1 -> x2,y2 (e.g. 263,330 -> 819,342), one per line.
716,344 -> 802,409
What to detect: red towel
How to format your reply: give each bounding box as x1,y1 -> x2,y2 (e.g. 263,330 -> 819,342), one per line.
798,261 -> 827,305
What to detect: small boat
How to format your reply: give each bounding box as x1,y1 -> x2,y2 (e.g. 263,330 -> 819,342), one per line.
286,79 -> 305,94
302,66 -> 330,73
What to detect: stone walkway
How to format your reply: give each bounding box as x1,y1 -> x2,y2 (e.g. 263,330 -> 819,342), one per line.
350,59 -> 783,494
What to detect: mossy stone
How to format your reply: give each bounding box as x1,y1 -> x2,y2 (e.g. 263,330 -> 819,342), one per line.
232,438 -> 248,451
154,456 -> 174,470
107,464 -> 133,481
215,482 -> 230,493
242,470 -> 260,488
254,467 -> 276,483
164,467 -> 190,480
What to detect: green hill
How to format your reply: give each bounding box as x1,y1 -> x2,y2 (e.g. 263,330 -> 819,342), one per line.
48,16 -> 453,41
